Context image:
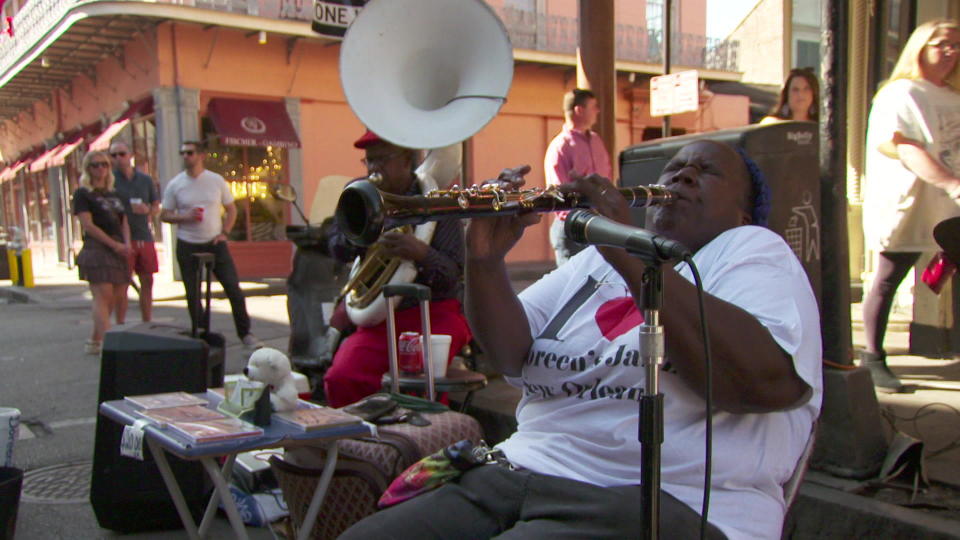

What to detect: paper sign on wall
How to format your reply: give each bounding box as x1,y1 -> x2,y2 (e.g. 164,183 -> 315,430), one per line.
650,70 -> 700,117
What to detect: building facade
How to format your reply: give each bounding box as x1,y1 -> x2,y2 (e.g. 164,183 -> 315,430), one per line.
0,0 -> 746,279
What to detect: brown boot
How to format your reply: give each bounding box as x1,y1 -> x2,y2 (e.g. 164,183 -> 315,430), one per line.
859,350 -> 906,393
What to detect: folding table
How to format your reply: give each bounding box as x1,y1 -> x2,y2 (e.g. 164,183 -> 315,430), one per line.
99,392 -> 372,540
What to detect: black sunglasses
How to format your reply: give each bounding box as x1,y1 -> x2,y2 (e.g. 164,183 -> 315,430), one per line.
180,150 -> 197,156
89,162 -> 110,168
110,151 -> 128,157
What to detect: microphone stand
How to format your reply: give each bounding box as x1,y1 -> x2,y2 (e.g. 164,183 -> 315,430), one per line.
637,262 -> 664,540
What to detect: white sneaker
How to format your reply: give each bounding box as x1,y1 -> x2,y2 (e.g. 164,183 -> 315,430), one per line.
84,340 -> 102,355
242,334 -> 265,350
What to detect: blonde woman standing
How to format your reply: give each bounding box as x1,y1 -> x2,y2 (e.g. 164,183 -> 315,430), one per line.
72,150 -> 131,355
862,20 -> 960,391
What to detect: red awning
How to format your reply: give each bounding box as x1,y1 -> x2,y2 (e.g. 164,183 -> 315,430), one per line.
50,137 -> 84,167
29,143 -> 66,173
88,118 -> 131,152
0,160 -> 27,183
207,98 -> 301,148
88,96 -> 154,152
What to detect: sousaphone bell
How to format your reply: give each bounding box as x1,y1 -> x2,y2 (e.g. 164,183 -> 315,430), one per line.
336,0 -> 514,327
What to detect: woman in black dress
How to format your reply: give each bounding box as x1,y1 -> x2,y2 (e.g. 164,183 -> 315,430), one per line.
72,150 -> 131,355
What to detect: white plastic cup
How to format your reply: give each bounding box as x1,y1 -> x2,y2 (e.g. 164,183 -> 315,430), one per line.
428,335 -> 452,378
0,408 -> 20,467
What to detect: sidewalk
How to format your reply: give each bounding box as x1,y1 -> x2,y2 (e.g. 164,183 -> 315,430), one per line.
1,260 -> 286,306
1,261 -> 294,539
3,262 -> 960,537
849,302 -> 960,489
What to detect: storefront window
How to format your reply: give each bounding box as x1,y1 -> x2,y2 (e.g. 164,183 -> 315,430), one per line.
64,148 -> 84,257
203,136 -> 289,243
28,170 -> 53,244
129,115 -> 161,241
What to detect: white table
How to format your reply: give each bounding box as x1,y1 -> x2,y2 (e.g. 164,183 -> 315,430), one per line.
99,392 -> 372,540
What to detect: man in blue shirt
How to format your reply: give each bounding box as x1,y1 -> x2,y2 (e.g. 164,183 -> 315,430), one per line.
110,141 -> 160,323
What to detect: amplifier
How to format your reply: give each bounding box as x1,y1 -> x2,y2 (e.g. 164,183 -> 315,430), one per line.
90,323 -> 224,532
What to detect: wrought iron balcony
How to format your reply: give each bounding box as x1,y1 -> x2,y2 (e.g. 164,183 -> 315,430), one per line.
0,0 -> 322,121
0,0 -> 310,86
494,5 -> 739,72
0,1 -> 738,104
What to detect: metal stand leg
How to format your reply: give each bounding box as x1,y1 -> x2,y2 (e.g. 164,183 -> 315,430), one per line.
146,438 -> 201,540
198,454 -> 238,538
146,437 -> 249,540
201,457 -> 250,540
297,441 -> 340,540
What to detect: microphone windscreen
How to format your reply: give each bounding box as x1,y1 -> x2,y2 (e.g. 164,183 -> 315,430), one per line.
564,209 -> 594,244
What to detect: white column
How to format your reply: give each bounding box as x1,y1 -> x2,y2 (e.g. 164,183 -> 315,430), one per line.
153,86 -> 200,281
284,97 -> 305,225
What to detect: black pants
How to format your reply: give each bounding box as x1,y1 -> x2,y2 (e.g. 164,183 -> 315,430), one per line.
862,251 -> 920,354
176,239 -> 251,339
340,464 -> 726,540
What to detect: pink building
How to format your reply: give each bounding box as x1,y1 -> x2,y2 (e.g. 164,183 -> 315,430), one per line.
0,0 -> 746,277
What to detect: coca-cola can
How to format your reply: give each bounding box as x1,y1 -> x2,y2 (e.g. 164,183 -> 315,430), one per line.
398,331 -> 423,375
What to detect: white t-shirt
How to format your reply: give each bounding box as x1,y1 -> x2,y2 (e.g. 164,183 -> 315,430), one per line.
498,226 -> 822,540
162,169 -> 234,243
863,78 -> 960,252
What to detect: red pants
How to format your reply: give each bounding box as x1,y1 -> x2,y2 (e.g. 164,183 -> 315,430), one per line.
324,298 -> 473,407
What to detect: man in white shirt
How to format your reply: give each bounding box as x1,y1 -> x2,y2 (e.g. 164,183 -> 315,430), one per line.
341,141 -> 821,540
160,140 -> 263,349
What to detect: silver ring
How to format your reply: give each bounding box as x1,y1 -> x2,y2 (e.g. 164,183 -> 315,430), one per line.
599,189 -> 610,197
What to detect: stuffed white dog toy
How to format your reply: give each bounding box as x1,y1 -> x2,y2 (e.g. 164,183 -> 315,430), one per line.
243,347 -> 300,413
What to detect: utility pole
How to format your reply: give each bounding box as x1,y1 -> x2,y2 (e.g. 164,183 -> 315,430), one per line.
577,0 -> 616,158
811,0 -> 887,480
820,0 -> 852,364
662,0 -> 672,139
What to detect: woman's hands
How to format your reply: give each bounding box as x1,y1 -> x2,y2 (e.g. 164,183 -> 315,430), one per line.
466,165 -> 540,262
111,240 -> 132,257
557,172 -> 631,225
557,173 -> 641,272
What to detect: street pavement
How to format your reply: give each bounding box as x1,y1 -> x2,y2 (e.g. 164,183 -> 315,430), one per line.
1,263 -> 288,539
2,261 -> 960,537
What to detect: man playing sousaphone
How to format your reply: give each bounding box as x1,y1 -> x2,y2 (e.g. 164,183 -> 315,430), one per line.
323,130 -> 472,407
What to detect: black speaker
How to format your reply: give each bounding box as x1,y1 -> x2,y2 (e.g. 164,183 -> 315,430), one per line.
90,323 -> 225,532
619,121 -> 821,305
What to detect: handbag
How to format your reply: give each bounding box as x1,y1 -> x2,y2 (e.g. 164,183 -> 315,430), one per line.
921,251 -> 957,294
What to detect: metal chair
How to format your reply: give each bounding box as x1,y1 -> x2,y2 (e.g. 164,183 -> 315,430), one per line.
783,420 -> 818,508
382,365 -> 488,412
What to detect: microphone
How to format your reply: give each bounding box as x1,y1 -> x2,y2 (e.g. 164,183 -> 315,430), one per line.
565,209 -> 691,262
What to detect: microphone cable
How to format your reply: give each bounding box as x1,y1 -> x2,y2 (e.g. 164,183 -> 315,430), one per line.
683,254 -> 713,540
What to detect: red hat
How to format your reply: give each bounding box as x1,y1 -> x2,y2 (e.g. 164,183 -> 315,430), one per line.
353,129 -> 385,149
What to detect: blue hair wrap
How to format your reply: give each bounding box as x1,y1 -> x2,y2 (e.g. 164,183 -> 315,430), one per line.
734,146 -> 771,227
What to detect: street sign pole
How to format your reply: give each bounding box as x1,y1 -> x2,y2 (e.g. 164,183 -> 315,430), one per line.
662,0 -> 672,139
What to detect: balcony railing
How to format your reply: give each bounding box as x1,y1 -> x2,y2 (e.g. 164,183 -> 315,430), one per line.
0,0 -> 309,80
496,6 -> 739,72
1,0 -> 738,86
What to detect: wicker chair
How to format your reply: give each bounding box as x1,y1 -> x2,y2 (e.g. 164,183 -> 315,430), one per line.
269,454 -> 388,540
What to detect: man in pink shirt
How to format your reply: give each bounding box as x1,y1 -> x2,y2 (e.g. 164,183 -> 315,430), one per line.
544,88 -> 613,264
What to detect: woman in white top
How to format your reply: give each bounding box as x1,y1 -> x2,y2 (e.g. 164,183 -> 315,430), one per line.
862,19 -> 960,391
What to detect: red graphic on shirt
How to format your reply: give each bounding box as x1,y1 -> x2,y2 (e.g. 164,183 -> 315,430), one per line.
595,297 -> 644,341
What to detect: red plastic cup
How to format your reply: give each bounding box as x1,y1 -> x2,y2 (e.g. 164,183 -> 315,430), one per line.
192,206 -> 205,222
